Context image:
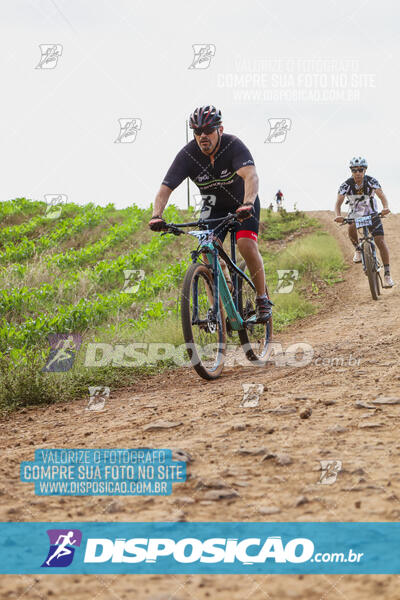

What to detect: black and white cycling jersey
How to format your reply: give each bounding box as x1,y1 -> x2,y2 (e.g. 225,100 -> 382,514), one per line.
338,175 -> 381,218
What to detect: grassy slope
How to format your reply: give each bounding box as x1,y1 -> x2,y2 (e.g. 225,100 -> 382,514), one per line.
0,201 -> 345,412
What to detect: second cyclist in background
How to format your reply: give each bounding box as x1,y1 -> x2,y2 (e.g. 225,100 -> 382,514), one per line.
334,156 -> 394,288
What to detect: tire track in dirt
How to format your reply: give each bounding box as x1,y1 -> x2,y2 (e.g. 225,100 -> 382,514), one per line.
1,211 -> 399,599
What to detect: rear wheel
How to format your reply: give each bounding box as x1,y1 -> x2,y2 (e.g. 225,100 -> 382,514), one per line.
364,242 -> 379,300
181,263 -> 226,380
237,261 -> 272,363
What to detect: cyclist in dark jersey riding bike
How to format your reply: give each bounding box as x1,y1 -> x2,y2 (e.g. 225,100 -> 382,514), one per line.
334,156 -> 394,288
148,104 -> 272,322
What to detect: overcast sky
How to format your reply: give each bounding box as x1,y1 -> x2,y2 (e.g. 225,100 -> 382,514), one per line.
0,0 -> 399,214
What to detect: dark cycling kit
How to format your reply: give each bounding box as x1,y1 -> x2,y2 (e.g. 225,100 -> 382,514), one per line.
338,174 -> 384,236
162,133 -> 260,242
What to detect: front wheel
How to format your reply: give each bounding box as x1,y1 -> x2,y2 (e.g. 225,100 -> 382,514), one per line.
181,263 -> 226,380
237,261 -> 273,363
364,242 -> 379,300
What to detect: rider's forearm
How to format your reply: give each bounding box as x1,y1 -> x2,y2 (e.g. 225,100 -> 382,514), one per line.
243,173 -> 259,205
152,184 -> 173,217
334,196 -> 344,216
378,190 -> 389,210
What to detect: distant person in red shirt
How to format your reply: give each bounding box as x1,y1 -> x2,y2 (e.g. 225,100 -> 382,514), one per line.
275,189 -> 283,211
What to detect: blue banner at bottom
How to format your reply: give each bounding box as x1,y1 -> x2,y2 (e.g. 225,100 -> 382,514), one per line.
0,522 -> 399,574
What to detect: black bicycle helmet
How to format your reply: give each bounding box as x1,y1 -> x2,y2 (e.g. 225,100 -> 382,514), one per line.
189,105 -> 222,129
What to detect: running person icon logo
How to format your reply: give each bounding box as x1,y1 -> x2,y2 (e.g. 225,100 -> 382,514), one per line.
188,44 -> 216,69
35,44 -> 63,69
41,529 -> 82,568
275,270 -> 299,293
114,118 -> 142,143
42,333 -> 82,372
265,119 -> 292,143
318,460 -> 342,485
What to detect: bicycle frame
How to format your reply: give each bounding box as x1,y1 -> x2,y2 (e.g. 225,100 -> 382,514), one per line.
162,213 -> 261,331
350,214 -> 382,274
190,229 -> 256,331
343,214 -> 383,269
358,225 -> 380,274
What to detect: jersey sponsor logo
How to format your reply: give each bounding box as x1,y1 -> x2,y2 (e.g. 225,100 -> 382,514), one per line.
196,177 -> 235,189
196,174 -> 210,182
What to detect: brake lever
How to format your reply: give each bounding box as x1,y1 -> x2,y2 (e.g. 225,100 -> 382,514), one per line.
161,226 -> 183,236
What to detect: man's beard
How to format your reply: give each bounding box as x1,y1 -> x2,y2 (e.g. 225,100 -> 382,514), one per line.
199,132 -> 220,155
200,141 -> 213,154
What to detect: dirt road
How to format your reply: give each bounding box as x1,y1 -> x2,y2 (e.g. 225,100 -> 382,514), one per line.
1,211 -> 400,599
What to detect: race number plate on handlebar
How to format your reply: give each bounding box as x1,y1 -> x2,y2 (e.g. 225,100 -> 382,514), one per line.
188,230 -> 215,244
355,215 -> 372,228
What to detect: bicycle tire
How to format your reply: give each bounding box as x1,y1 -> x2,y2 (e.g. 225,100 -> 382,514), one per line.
364,243 -> 379,301
376,269 -> 381,296
181,263 -> 226,380
237,261 -> 273,363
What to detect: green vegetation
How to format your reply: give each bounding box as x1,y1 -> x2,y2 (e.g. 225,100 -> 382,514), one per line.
259,207 -> 319,240
264,231 -> 346,330
0,199 -> 346,412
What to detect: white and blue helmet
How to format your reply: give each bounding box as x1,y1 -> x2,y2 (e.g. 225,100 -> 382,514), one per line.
349,156 -> 368,168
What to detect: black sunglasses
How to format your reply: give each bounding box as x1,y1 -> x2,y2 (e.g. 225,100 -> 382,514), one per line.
351,168 -> 364,173
193,125 -> 218,136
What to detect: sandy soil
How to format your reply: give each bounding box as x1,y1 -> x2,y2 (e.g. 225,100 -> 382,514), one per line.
1,210 -> 400,599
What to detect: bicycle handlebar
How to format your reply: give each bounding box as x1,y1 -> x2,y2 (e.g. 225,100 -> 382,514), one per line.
340,212 -> 384,225
162,213 -> 239,236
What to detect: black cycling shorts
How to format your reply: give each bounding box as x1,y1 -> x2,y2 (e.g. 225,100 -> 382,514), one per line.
369,215 -> 384,236
200,196 -> 260,244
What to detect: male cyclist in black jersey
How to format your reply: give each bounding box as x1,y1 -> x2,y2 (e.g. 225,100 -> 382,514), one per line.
334,156 -> 394,288
148,105 -> 272,322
